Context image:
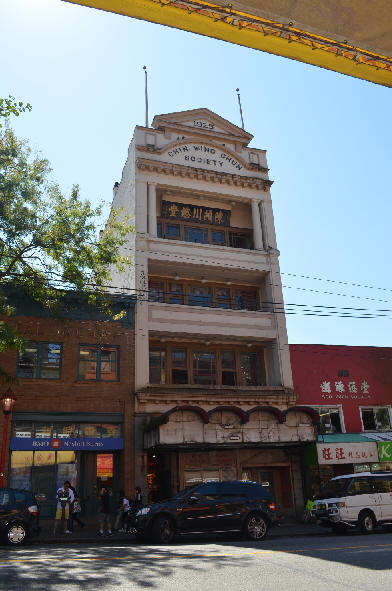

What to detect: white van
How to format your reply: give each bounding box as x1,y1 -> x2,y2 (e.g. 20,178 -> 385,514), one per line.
312,471 -> 392,534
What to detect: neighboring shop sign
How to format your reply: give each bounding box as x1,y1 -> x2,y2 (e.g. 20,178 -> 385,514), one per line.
319,379 -> 371,401
9,437 -> 124,451
161,200 -> 231,227
378,441 -> 392,461
317,442 -> 378,464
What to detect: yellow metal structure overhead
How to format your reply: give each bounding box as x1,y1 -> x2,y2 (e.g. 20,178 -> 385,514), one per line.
65,0 -> 392,87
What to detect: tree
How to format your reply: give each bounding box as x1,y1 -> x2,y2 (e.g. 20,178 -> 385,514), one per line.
0,127 -> 134,382
0,96 -> 32,128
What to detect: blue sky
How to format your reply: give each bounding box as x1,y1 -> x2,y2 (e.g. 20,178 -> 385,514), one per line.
1,0 -> 391,347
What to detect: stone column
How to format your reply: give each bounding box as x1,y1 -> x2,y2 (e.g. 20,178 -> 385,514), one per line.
148,182 -> 157,237
135,180 -> 147,234
251,199 -> 264,250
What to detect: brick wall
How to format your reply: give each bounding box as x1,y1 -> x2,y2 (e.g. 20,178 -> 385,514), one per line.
0,313 -> 135,491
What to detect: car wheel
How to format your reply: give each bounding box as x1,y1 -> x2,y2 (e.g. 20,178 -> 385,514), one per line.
5,523 -> 27,546
244,513 -> 268,541
358,511 -> 376,534
152,516 -> 175,544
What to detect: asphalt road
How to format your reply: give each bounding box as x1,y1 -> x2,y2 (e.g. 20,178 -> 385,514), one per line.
1,531 -> 392,591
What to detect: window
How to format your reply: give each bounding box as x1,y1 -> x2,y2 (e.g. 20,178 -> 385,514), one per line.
184,226 -> 208,244
211,230 -> 225,245
165,224 -> 180,239
229,231 -> 251,249
188,286 -> 212,307
147,277 -> 260,312
196,483 -> 218,499
338,370 -> 349,377
361,407 -> 391,431
193,351 -> 216,385
347,478 -> 374,496
215,287 -> 230,309
157,218 -> 253,250
221,351 -> 236,385
149,344 -> 264,386
78,345 -> 119,381
235,289 -> 258,311
374,478 -> 392,493
149,348 -> 166,384
171,349 -> 188,384
149,281 -> 164,303
168,282 -> 184,305
240,352 -> 263,386
313,407 -> 343,434
17,342 -> 62,379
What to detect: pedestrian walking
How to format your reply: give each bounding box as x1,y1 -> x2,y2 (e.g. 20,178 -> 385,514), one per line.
97,486 -> 112,537
53,481 -> 74,535
125,486 -> 143,532
114,490 -> 130,531
66,483 -> 85,531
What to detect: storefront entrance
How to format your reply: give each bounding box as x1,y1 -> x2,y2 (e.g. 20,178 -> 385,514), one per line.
8,414 -> 124,518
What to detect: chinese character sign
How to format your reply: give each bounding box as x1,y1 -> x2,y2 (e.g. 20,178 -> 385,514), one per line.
319,379 -> 371,400
317,442 -> 378,464
161,201 -> 231,227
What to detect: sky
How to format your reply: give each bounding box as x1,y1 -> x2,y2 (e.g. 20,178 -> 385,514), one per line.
1,0 -> 391,348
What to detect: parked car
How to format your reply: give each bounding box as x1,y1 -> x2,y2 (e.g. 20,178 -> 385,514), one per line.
312,471 -> 392,534
134,480 -> 278,543
0,488 -> 40,546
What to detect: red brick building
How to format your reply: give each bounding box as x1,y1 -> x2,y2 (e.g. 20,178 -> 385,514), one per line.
0,288 -> 135,517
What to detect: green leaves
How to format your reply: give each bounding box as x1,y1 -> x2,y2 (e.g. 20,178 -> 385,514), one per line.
0,96 -> 32,128
0,126 -> 135,381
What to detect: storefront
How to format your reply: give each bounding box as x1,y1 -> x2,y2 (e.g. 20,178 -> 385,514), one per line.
302,436 -> 380,498
9,412 -> 124,517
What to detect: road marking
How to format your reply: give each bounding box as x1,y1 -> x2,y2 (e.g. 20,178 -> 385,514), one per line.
1,543 -> 392,564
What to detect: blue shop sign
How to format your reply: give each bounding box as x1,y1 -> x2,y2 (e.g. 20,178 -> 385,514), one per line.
10,437 -> 124,451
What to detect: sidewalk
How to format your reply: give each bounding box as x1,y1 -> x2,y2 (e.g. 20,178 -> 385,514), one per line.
35,517 -> 328,544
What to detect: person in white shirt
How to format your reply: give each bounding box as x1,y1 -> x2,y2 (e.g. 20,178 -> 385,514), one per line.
53,481 -> 74,535
114,490 -> 130,531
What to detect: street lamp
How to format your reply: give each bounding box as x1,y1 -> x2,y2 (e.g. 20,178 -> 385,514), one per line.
0,388 -> 16,488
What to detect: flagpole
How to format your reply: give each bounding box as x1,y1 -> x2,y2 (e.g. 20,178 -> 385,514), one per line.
143,66 -> 149,128
236,88 -> 244,129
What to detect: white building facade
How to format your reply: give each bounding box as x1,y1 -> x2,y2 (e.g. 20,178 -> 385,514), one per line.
111,109 -> 318,515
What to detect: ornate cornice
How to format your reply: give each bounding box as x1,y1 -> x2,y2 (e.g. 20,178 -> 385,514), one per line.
135,386 -> 296,409
136,157 -> 273,191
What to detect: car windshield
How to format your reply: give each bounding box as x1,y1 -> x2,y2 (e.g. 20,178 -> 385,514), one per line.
315,478 -> 352,500
170,485 -> 198,500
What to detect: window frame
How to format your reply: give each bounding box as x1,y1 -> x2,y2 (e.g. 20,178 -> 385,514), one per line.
77,344 -> 120,382
360,406 -> 391,432
157,217 -> 253,250
148,276 -> 260,312
311,405 -> 345,434
16,341 -> 63,380
149,342 -> 265,387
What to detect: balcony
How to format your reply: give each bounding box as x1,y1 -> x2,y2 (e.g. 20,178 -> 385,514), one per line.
148,302 -> 276,340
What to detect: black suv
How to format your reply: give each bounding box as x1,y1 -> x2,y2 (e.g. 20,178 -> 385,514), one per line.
0,488 -> 40,546
134,480 -> 278,543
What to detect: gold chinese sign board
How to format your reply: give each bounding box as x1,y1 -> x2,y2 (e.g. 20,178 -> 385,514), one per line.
161,200 -> 231,226
64,1 -> 392,87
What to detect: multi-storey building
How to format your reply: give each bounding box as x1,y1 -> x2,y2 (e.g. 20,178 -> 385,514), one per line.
0,288 -> 135,517
111,108 -> 318,515
290,344 -> 392,497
